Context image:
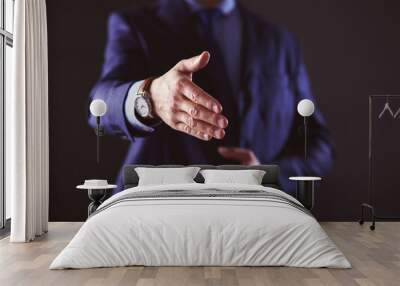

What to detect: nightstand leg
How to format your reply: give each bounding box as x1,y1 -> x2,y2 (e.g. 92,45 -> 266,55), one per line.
296,181 -> 315,210
88,201 -> 101,217
87,189 -> 108,217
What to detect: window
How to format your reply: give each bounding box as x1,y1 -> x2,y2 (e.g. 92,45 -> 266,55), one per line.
0,0 -> 14,230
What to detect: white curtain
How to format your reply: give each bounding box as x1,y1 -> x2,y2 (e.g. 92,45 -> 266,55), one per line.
7,0 -> 49,242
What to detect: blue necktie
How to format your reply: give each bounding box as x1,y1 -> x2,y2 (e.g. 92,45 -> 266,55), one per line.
197,9 -> 227,80
197,9 -> 240,147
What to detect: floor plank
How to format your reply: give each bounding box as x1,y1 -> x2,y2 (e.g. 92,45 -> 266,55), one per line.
0,222 -> 399,286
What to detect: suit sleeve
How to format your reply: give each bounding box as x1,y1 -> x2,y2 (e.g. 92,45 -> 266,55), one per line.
276,36 -> 334,194
88,12 -> 157,141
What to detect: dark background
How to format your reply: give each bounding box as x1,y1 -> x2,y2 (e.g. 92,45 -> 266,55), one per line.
46,0 -> 400,221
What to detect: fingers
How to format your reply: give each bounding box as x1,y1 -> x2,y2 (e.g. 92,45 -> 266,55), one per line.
179,97 -> 228,129
175,122 -> 212,141
174,111 -> 225,140
180,78 -> 222,113
174,51 -> 210,73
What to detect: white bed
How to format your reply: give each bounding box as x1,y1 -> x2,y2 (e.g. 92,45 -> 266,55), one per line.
50,183 -> 350,269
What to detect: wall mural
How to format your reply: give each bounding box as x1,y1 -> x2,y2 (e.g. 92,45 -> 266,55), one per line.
46,0 -> 400,221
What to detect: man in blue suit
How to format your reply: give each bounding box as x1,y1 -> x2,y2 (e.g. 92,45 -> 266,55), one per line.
89,0 -> 334,194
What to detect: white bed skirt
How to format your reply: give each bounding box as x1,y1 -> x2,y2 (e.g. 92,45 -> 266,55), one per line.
50,183 -> 350,269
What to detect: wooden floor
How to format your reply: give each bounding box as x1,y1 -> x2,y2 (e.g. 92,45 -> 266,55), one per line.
0,222 -> 399,286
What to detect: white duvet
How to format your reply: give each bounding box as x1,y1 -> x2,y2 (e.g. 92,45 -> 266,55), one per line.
50,183 -> 350,269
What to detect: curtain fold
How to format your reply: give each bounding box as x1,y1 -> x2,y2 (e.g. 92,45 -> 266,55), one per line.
8,0 -> 49,242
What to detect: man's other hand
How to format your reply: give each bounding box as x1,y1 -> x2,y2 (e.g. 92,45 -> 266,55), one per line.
149,52 -> 228,141
218,147 -> 260,165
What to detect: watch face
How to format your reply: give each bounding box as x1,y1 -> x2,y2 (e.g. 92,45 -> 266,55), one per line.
135,96 -> 150,118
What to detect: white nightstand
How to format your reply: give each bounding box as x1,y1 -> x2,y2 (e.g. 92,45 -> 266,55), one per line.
77,182 -> 117,217
289,176 -> 322,210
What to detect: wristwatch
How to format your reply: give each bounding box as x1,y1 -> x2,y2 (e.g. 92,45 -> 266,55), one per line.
134,77 -> 156,119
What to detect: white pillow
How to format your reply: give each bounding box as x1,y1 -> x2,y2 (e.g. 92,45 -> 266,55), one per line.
135,167 -> 200,186
200,169 -> 266,185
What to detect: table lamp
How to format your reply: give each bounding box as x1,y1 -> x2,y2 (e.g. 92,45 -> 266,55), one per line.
297,99 -> 315,161
89,99 -> 107,164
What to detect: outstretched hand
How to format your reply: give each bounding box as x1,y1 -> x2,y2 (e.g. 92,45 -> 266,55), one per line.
149,51 -> 229,141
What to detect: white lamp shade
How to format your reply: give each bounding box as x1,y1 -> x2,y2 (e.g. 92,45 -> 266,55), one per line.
297,99 -> 315,117
90,99 -> 107,117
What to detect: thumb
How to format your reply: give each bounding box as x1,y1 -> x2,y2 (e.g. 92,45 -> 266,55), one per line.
174,51 -> 210,73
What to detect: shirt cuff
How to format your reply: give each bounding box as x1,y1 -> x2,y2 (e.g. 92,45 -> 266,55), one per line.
124,80 -> 159,133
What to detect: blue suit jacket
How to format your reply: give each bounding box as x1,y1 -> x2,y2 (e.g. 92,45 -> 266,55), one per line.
89,0 -> 334,194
